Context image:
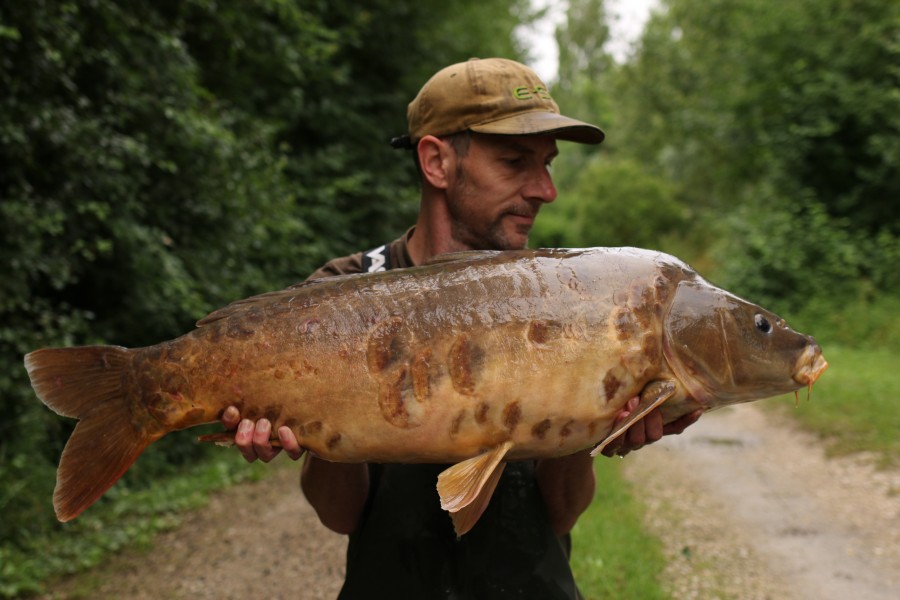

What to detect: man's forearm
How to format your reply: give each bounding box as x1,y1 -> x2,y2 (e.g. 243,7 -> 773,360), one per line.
535,450 -> 596,536
301,455 -> 370,535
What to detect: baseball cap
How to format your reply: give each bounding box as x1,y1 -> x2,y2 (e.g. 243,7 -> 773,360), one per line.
391,58 -> 605,149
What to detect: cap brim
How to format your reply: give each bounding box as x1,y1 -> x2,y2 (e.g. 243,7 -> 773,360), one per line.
470,111 -> 605,144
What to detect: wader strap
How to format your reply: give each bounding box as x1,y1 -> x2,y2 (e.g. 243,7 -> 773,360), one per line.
361,243 -> 392,273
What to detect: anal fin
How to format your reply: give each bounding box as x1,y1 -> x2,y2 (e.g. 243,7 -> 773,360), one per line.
436,440 -> 514,536
591,380 -> 678,457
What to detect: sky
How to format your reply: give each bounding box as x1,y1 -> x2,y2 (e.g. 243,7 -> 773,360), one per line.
520,0 -> 660,82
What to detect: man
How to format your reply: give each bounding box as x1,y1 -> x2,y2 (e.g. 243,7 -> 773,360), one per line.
222,58 -> 699,598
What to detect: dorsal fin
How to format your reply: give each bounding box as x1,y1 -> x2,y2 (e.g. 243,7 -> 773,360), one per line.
194,287 -> 302,326
196,276 -> 354,327
197,271 -> 393,327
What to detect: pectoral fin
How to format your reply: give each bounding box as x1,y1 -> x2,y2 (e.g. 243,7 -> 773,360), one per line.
591,380 -> 678,457
436,440 -> 515,536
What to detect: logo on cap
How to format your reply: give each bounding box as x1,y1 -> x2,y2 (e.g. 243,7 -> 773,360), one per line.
513,86 -> 553,101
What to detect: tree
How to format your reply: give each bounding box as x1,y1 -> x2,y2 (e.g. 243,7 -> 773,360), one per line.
533,157 -> 688,250
622,0 -> 900,222
535,0 -> 693,255
550,0 -> 616,188
611,0 -> 899,309
0,1 -> 534,588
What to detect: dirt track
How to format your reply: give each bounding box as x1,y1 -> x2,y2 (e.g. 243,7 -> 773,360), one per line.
39,404 -> 899,600
623,404 -> 899,600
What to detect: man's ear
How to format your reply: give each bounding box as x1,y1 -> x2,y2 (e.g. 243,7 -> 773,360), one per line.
417,135 -> 456,190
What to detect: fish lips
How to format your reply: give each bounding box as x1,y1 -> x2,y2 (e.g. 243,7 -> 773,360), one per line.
792,343 -> 828,386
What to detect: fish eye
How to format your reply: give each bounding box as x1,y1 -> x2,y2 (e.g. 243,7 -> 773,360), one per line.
754,314 -> 772,334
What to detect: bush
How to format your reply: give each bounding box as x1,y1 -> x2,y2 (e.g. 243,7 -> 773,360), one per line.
713,187 -> 899,351
533,157 -> 689,251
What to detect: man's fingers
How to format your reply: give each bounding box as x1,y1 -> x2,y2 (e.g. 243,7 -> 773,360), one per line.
599,397 -> 639,457
663,409 -> 703,436
625,396 -> 639,414
278,426 -> 306,461
252,419 -> 281,463
643,408 -> 665,444
625,420 -> 646,448
235,419 -> 258,463
221,405 -> 241,430
600,440 -> 624,458
253,418 -> 272,446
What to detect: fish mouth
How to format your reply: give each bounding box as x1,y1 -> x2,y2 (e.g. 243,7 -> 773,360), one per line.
793,343 -> 828,386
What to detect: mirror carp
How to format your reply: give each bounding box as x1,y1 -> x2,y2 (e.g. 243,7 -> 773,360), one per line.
25,247 -> 827,534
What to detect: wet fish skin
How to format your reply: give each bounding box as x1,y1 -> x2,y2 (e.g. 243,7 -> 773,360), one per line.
24,247 -> 827,532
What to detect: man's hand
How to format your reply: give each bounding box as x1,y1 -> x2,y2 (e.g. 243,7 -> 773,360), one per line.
220,406 -> 368,534
599,397 -> 702,458
221,406 -> 305,463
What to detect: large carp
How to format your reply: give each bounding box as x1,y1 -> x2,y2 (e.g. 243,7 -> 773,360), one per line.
25,247 -> 827,534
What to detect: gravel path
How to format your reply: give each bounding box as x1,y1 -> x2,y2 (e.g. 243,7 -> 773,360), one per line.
623,403 -> 900,600
38,464 -> 348,600
39,404 -> 899,599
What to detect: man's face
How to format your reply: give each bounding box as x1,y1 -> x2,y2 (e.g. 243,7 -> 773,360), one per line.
445,134 -> 559,251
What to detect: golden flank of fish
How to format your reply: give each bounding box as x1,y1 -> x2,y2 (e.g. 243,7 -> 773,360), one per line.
25,247 -> 827,535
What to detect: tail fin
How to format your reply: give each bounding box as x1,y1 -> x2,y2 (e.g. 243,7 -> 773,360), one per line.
24,346 -> 157,522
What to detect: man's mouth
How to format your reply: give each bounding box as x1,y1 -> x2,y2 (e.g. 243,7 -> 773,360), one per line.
506,210 -> 537,227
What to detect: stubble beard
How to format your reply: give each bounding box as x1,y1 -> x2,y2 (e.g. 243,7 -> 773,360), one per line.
446,166 -> 531,252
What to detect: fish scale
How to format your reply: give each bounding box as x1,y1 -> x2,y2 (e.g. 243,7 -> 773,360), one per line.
24,247 -> 827,535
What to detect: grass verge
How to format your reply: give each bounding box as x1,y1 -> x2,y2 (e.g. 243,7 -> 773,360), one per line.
571,458 -> 669,600
774,344 -> 900,467
1,449 -> 265,599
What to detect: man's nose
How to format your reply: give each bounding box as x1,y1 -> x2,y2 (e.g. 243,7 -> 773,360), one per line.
526,165 -> 558,203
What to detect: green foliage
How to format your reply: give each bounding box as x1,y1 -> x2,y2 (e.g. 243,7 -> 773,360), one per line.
265,0 -> 534,253
533,158 -> 689,251
715,192 -> 864,310
547,4 -> 900,595
0,451 -> 265,598
571,459 -> 669,600
793,294 -> 900,353
713,188 -> 900,351
549,0 -> 616,189
0,0 -> 533,593
618,0 -> 900,219
548,0 -> 898,347
773,346 -> 900,466
4,0 -> 896,592
0,1 -> 314,564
